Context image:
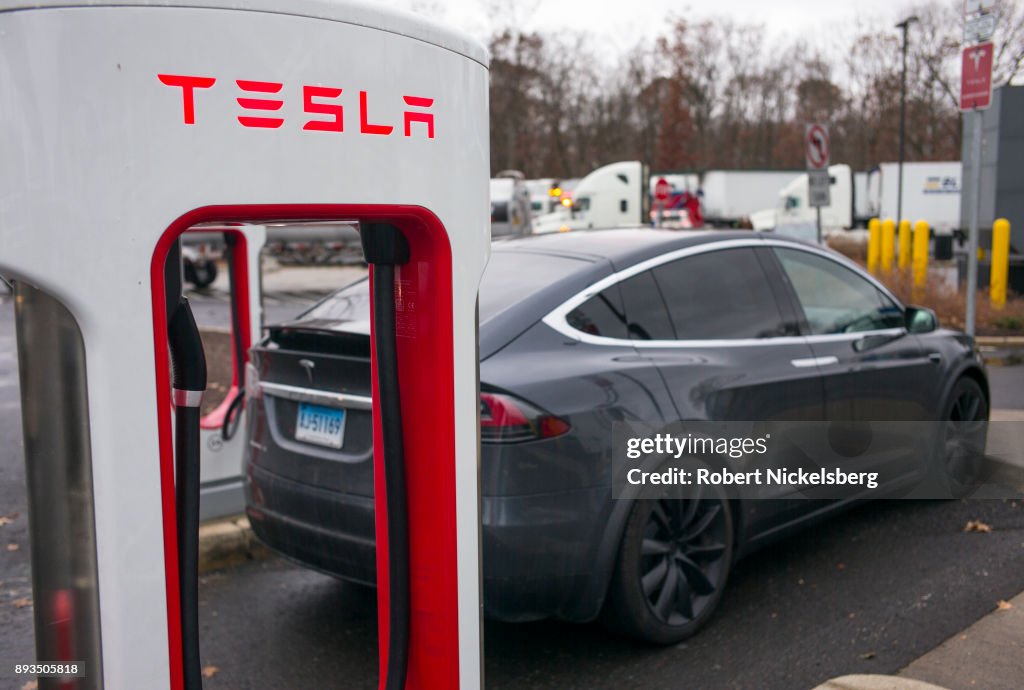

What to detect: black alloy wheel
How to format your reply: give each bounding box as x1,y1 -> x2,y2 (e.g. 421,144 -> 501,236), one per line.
605,485 -> 733,644
942,377 -> 989,497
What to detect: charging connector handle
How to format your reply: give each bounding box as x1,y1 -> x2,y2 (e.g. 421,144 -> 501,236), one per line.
167,296 -> 207,690
169,297 -> 207,395
361,224 -> 411,690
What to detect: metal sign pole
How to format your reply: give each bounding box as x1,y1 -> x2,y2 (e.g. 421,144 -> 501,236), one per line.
816,206 -> 822,245
960,4 -> 996,336
965,108 -> 983,336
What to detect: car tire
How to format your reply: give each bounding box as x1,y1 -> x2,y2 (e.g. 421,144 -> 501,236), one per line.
189,259 -> 218,289
939,376 -> 989,498
603,487 -> 734,645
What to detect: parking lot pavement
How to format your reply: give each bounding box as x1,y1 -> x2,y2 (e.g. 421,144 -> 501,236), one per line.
988,363 -> 1024,410
192,499 -> 1024,690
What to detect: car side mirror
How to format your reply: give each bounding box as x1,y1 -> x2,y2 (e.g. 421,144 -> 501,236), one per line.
905,306 -> 938,334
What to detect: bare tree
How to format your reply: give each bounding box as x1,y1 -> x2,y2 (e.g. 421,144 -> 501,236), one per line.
484,0 -> 1024,179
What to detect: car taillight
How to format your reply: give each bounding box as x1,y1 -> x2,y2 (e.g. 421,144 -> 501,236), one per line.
480,392 -> 570,443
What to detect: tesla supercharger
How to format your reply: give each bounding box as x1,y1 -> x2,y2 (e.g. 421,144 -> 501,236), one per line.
0,2 -> 490,689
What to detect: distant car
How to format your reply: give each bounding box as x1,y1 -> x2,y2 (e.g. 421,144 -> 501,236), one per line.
181,245 -> 218,288
490,170 -> 533,238
243,229 -> 988,644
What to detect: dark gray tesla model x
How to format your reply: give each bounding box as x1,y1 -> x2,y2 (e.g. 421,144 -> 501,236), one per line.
242,229 -> 988,644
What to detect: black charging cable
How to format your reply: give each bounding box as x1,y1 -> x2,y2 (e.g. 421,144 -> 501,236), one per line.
166,242 -> 208,690
360,223 -> 411,690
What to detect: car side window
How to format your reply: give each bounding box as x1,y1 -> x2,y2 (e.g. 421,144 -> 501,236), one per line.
566,284 -> 628,339
652,248 -> 790,339
617,270 -> 675,340
773,247 -> 904,334
565,271 -> 675,341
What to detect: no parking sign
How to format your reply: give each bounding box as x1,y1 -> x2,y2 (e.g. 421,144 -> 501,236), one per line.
805,123 -> 830,208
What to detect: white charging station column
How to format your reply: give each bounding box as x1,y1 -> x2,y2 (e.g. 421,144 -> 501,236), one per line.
0,2 -> 490,688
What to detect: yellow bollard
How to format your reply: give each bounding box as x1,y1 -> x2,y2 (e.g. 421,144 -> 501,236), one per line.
912,220 -> 929,290
898,219 -> 911,271
867,218 -> 881,274
991,218 -> 1010,309
881,218 -> 896,272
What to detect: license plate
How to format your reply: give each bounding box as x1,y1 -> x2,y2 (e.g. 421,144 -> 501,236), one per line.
295,403 -> 346,449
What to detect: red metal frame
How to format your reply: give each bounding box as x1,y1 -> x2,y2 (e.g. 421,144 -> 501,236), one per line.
151,205 -> 458,690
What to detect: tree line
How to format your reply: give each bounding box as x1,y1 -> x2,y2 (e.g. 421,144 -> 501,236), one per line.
486,0 -> 1024,178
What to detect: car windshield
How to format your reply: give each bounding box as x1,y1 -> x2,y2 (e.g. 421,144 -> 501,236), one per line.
300,249 -> 588,326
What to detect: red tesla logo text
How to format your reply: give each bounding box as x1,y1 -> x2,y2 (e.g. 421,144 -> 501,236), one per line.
157,74 -> 435,138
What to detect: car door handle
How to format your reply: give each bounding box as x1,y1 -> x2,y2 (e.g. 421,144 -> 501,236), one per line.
853,332 -> 904,352
928,352 -> 942,364
791,356 -> 839,368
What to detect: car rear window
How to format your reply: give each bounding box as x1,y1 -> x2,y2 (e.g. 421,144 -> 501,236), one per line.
301,250 -> 588,325
480,251 -> 591,322
301,278 -> 372,322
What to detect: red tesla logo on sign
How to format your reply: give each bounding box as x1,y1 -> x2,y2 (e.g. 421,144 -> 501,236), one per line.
960,42 -> 994,111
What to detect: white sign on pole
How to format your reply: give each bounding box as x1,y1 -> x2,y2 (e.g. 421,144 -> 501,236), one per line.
808,169 -> 831,208
964,13 -> 997,44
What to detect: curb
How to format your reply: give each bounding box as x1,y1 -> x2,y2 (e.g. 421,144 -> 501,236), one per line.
898,591 -> 1024,690
976,336 -> 1024,347
198,514 -> 272,574
977,337 -> 1024,367
979,348 -> 1024,367
812,675 -> 947,690
814,590 -> 1024,690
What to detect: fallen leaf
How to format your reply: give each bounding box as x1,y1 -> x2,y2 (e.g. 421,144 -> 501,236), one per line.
964,520 -> 992,533
6,543 -> 19,552
859,651 -> 876,660
20,681 -> 38,690
202,665 -> 219,679
0,517 -> 11,527
996,600 -> 1014,611
837,563 -> 846,570
12,597 -> 32,608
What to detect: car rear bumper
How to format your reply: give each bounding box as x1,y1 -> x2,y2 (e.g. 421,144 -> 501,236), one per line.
245,463 -> 377,585
244,463 -> 612,622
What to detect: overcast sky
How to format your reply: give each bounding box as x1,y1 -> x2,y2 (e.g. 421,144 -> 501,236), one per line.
379,0 -> 923,56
